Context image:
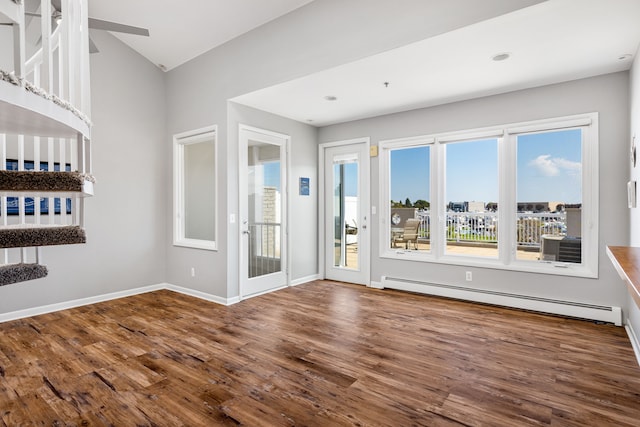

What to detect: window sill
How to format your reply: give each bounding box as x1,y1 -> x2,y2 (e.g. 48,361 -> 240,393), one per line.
379,250 -> 597,278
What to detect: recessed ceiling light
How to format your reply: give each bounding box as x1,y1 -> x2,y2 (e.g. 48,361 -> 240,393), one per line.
324,95 -> 337,101
492,52 -> 511,62
618,54 -> 633,61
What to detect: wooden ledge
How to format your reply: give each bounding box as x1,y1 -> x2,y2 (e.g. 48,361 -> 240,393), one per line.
607,246 -> 640,309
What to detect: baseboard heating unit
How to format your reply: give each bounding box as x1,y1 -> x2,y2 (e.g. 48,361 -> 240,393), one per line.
380,276 -> 622,326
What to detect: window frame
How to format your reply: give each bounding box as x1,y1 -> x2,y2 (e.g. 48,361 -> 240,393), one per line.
173,125 -> 218,251
378,113 -> 598,278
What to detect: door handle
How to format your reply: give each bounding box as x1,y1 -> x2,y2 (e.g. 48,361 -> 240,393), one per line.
243,230 -> 251,235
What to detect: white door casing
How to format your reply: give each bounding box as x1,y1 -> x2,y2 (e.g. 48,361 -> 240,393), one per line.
320,138 -> 370,285
239,125 -> 290,299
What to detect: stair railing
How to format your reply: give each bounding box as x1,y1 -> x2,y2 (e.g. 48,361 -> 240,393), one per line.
0,0 -> 92,283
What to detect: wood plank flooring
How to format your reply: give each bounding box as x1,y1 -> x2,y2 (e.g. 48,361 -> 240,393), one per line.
0,280 -> 639,426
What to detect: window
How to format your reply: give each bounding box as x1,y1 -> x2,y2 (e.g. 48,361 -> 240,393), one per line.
379,114 -> 598,277
516,129 -> 582,263
389,144 -> 431,253
445,138 -> 498,258
173,126 -> 217,251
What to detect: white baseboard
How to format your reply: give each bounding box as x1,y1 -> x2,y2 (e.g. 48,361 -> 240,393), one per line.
241,285 -> 289,300
0,283 -> 165,323
290,274 -> 320,287
381,276 -> 623,326
0,282 -> 239,323
625,322 -> 640,367
164,283 -> 239,306
369,281 -> 383,289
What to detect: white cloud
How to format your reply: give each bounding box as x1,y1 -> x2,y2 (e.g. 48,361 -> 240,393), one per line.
529,155 -> 581,177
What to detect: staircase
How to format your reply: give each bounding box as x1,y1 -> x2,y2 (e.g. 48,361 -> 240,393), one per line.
0,0 -> 92,286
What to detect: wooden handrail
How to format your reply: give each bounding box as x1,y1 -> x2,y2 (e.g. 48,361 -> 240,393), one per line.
607,246 -> 640,309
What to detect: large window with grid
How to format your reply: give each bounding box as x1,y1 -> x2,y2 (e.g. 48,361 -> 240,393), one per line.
379,113 -> 598,277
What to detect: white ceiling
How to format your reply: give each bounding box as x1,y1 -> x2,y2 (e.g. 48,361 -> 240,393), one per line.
87,0 -> 315,71
85,0 -> 640,128
233,0 -> 640,127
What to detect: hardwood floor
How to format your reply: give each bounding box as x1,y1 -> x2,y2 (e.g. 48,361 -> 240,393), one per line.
0,281 -> 639,426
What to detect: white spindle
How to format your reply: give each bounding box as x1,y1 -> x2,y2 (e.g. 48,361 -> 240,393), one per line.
76,133 -> 84,174
34,136 -> 41,224
40,0 -> 53,92
58,17 -> 66,101
1,134 -> 6,265
80,0 -> 90,116
59,138 -> 66,224
47,138 -> 55,225
17,135 -> 25,224
12,1 -> 25,78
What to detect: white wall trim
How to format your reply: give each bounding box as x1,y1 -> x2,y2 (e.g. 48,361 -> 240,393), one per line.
0,283 -> 239,324
381,276 -> 622,326
369,281 -> 383,289
0,283 -> 165,323
290,274 -> 320,286
625,322 -> 640,367
164,283 -> 239,306
241,285 -> 288,301
318,137 -> 371,286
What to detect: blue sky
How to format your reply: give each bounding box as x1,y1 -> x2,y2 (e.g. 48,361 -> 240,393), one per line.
388,129 -> 582,205
516,129 -> 581,203
390,146 -> 430,202
263,161 -> 281,189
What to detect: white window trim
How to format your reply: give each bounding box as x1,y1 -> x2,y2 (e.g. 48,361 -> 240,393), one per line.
173,125 -> 218,251
378,113 -> 599,278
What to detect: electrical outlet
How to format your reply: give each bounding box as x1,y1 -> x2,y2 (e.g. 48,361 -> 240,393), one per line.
191,267 -> 196,277
465,271 -> 472,281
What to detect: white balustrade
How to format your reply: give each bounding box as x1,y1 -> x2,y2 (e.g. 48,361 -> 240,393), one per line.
0,0 -> 92,268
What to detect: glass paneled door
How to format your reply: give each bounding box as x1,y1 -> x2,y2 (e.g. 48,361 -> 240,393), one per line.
239,126 -> 289,298
323,140 -> 370,285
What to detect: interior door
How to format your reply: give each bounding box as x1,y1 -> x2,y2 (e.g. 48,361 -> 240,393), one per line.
323,140 -> 370,285
239,126 -> 288,299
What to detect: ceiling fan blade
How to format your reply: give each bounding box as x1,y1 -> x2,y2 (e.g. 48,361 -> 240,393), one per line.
51,0 -> 62,13
88,36 -> 99,54
88,18 -> 149,37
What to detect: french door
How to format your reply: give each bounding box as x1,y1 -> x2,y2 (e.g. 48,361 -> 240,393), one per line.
239,125 -> 289,298
322,139 -> 370,285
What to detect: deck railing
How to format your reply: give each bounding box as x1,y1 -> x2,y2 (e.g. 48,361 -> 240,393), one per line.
247,222 -> 281,278
414,210 -> 566,248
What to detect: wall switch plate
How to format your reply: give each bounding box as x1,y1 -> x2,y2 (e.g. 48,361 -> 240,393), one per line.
465,271 -> 472,281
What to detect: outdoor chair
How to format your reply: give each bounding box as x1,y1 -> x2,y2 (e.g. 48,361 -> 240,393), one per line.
393,218 -> 420,250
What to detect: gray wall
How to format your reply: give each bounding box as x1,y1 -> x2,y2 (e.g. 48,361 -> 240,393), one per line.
163,0 -> 540,299
319,72 -> 631,310
627,48 -> 640,335
0,30 -> 167,313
